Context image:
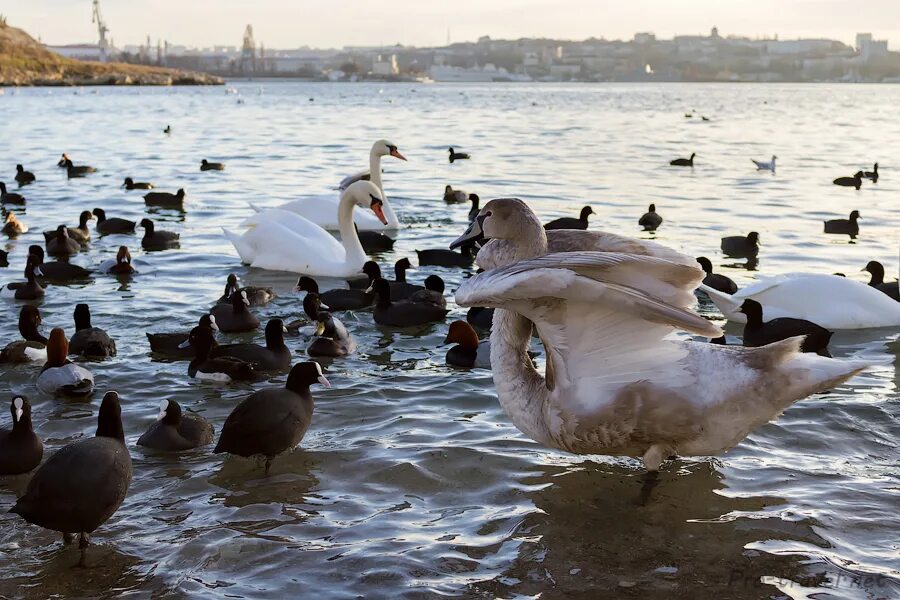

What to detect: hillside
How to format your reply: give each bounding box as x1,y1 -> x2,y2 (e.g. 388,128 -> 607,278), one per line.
0,20 -> 222,86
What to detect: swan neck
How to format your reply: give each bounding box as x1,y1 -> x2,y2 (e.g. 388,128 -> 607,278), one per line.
514,218 -> 549,262
490,309 -> 551,444
338,193 -> 367,265
369,149 -> 398,228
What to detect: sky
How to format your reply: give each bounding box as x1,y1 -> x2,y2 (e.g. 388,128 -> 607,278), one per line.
6,0 -> 899,50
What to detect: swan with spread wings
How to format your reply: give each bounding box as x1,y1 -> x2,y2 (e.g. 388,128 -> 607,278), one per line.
450,198 -> 870,471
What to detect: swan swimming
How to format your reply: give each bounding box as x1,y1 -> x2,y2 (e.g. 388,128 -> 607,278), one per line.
224,181 -> 387,278
450,198 -> 870,471
700,273 -> 900,329
246,139 -> 405,232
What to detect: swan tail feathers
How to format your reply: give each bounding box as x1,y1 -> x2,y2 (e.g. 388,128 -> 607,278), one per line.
248,202 -> 261,213
223,228 -> 252,264
699,283 -> 740,316
783,350 -> 870,398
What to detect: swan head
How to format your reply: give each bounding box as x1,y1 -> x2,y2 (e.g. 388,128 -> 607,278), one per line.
450,198 -> 542,250
373,140 -> 406,161
344,180 -> 388,225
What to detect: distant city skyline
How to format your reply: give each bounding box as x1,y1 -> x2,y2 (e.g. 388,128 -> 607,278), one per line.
7,0 -> 899,50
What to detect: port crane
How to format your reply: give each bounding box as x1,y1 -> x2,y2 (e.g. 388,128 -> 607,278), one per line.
92,0 -> 110,63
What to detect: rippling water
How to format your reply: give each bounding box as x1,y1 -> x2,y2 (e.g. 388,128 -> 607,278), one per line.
0,82 -> 898,599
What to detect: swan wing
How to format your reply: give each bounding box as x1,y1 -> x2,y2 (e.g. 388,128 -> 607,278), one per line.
225,218 -> 347,273
338,169 -> 371,191
477,229 -> 699,273
457,253 -> 721,408
241,198 -> 385,232
706,274 -> 900,328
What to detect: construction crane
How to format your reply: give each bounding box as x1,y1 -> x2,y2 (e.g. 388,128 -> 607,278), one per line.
241,25 -> 256,73
92,0 -> 110,63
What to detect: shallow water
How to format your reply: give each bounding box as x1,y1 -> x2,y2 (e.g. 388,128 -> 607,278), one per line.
0,82 -> 898,599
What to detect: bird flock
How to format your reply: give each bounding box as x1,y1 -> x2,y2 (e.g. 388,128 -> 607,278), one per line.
0,129 -> 897,570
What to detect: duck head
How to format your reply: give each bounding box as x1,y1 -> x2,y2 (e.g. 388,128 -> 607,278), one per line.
294,276 -> 319,294
367,278 -> 392,307
424,274 -> 445,293
444,320 -> 479,350
45,328 -> 69,368
199,313 -> 219,332
116,246 -> 132,265
10,396 -> 31,427
738,299 -> 764,325
156,398 -> 182,425
73,303 -> 92,331
286,361 -> 331,393
25,255 -> 43,280
79,210 -> 95,227
862,260 -> 884,282
696,256 -> 713,274
362,261 -> 382,282
224,273 -> 239,297
96,391 -> 125,442
180,324 -> 216,352
18,305 -> 43,341
394,257 -> 412,281
28,245 -> 45,264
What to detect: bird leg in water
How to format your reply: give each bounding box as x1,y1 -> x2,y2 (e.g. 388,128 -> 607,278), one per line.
264,457 -> 273,476
63,532 -> 76,545
639,471 -> 660,506
76,532 -> 90,568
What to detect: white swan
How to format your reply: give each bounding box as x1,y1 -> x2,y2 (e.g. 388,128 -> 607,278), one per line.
246,139 -> 405,232
224,181 -> 386,277
701,274 -> 900,329
451,198 -> 869,471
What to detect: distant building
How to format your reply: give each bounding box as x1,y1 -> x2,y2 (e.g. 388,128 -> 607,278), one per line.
634,32 -> 655,44
856,33 -> 889,62
45,44 -> 106,61
765,39 -> 838,55
372,54 -> 399,76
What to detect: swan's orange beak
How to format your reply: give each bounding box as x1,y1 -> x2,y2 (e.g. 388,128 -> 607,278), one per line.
390,148 -> 407,161
370,196 -> 388,225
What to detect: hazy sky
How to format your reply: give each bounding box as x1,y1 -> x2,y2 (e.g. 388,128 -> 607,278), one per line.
8,0 -> 899,49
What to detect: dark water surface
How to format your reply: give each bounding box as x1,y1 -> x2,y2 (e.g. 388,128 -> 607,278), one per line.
0,82 -> 898,599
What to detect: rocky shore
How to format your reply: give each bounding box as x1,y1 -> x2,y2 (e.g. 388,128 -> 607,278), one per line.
0,20 -> 222,87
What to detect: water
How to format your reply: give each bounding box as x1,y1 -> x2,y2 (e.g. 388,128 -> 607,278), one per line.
0,82 -> 898,599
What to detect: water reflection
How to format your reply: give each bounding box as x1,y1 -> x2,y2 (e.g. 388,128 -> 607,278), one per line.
472,460 -> 812,598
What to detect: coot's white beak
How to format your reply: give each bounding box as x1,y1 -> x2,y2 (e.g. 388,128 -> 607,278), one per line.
317,375 -> 331,388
